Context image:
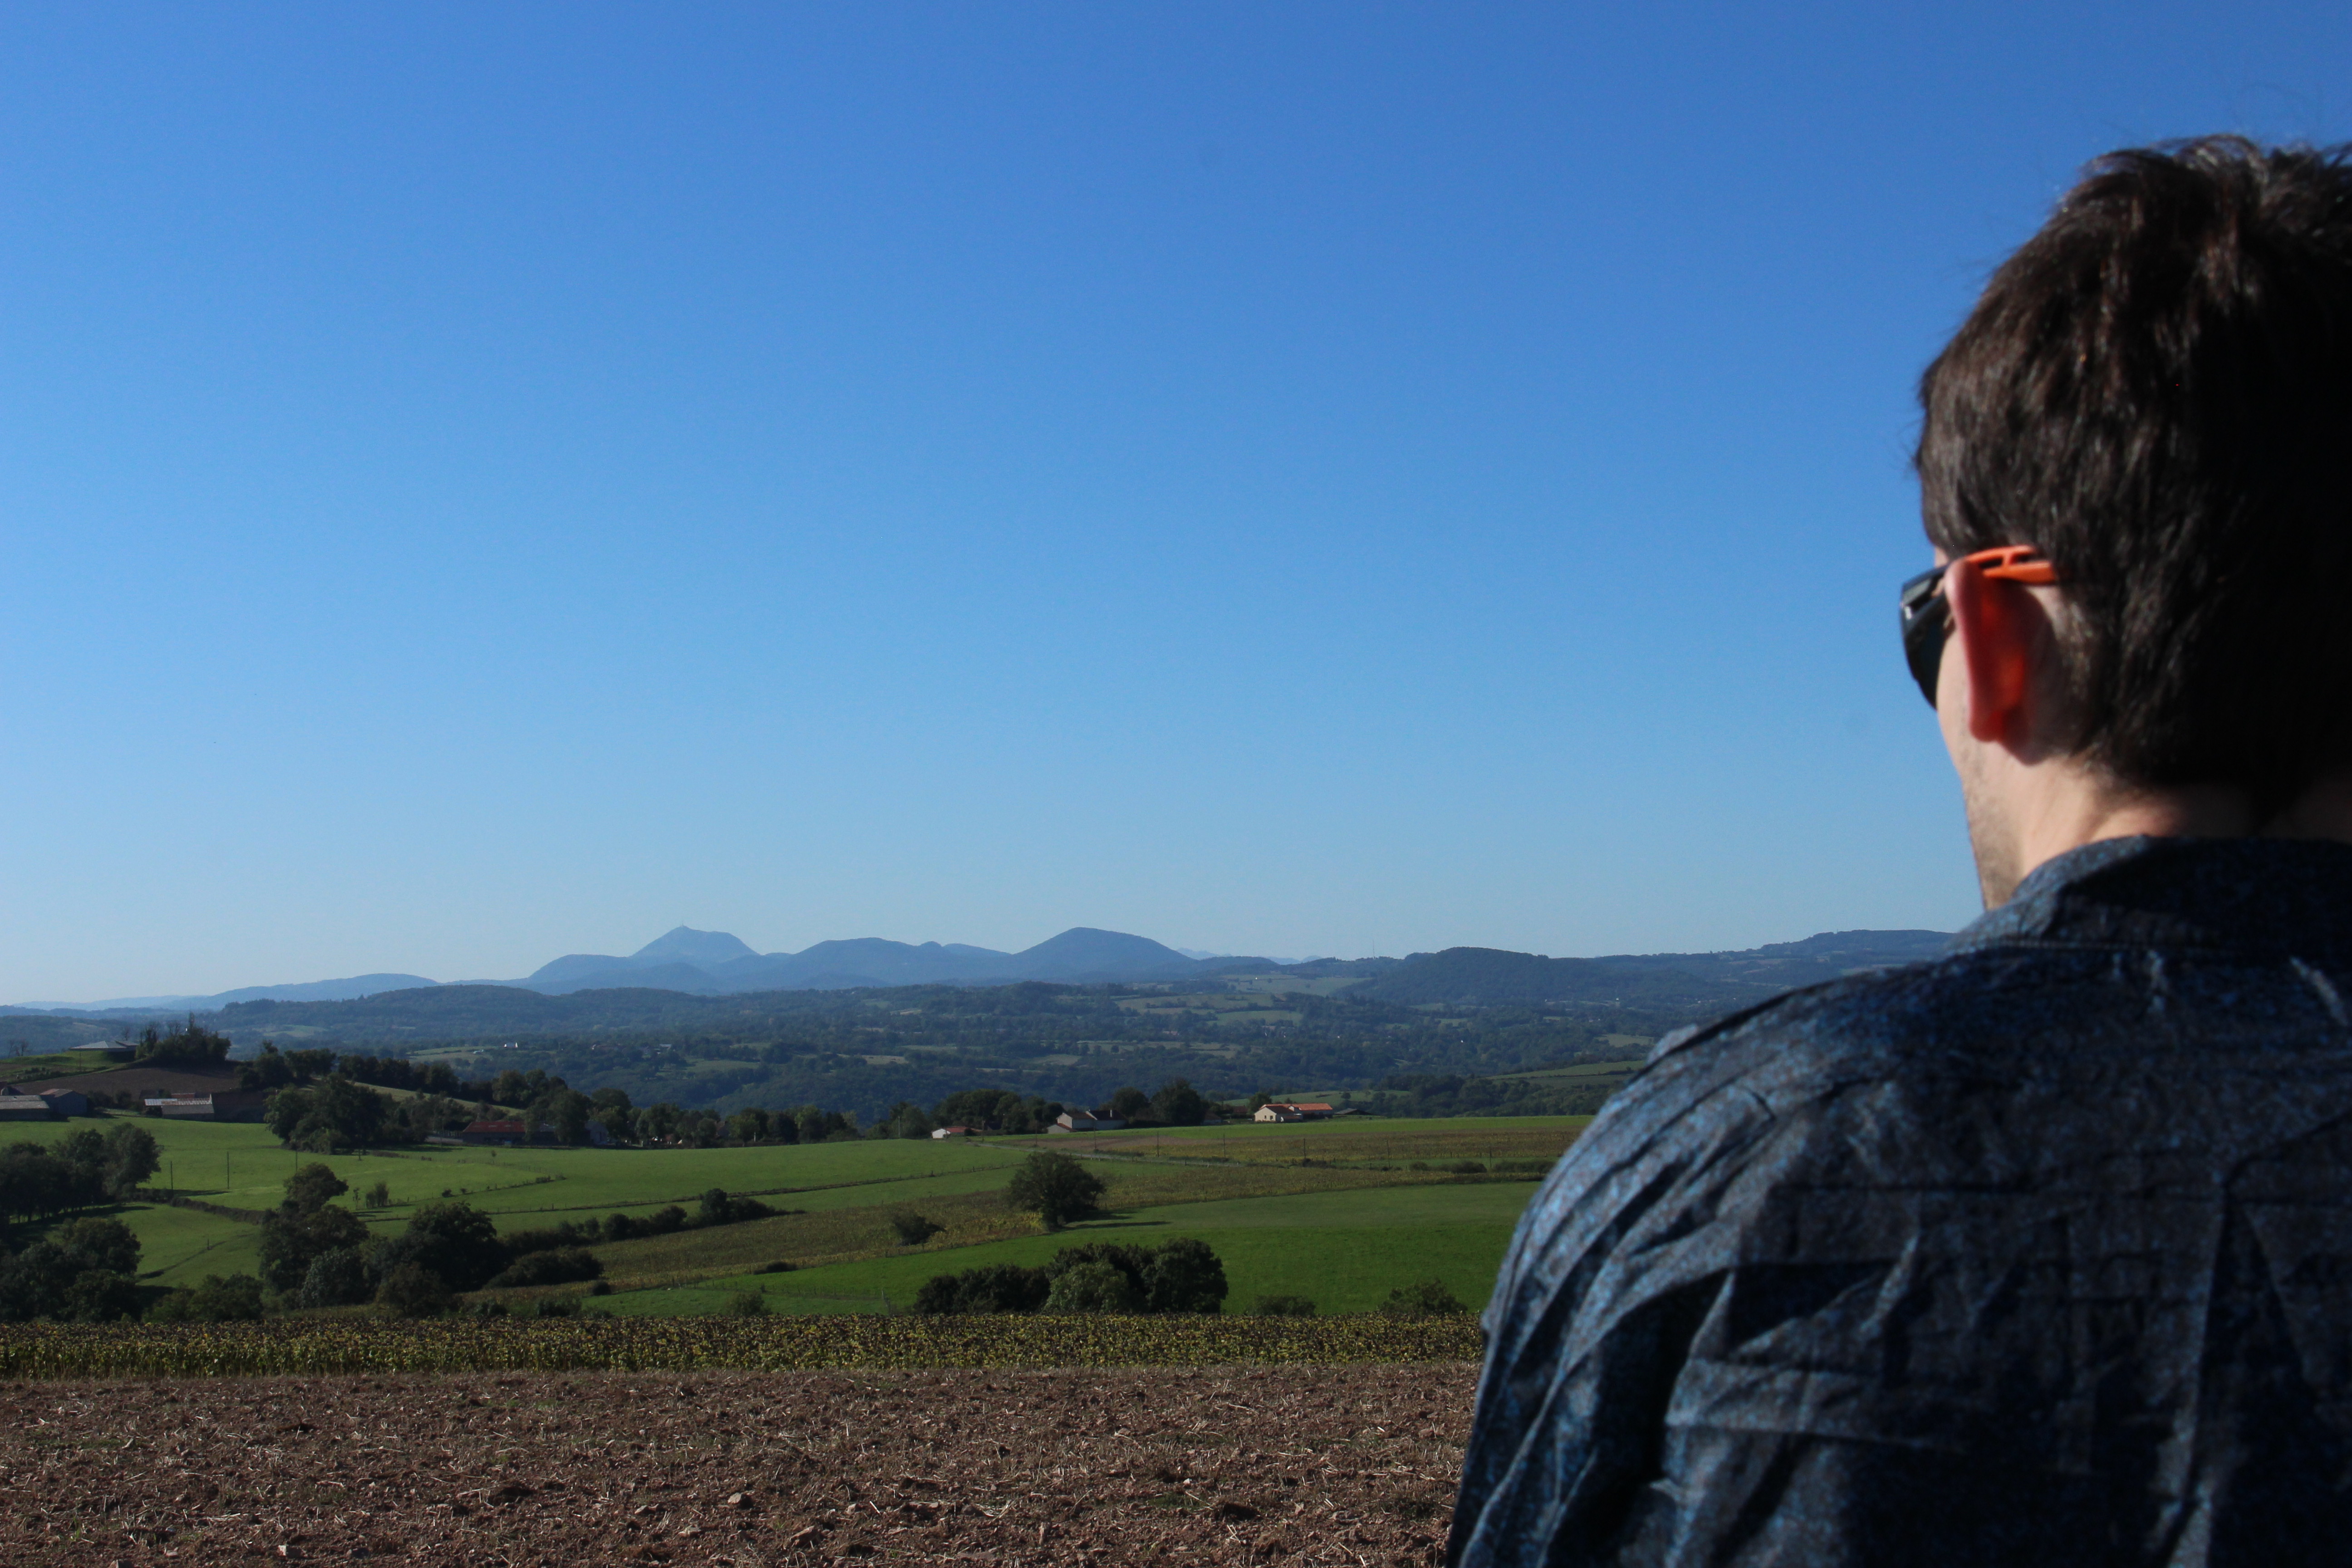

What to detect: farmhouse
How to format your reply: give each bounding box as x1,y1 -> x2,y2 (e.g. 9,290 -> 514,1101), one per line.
459,1119 -> 530,1146
37,1089 -> 90,1117
1051,1112 -> 1126,1134
0,1093 -> 54,1121
1253,1102 -> 1336,1123
931,1125 -> 974,1140
142,1088 -> 270,1122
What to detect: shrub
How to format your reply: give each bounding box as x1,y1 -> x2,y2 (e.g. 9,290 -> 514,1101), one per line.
502,1221 -> 599,1258
376,1262 -> 453,1319
913,1263 -> 1052,1315
0,1217 -> 146,1323
534,1296 -> 580,1318
1253,1294 -> 1317,1317
888,1209 -> 945,1246
147,1273 -> 266,1323
1381,1279 -> 1470,1317
697,1189 -> 775,1227
599,1206 -> 689,1242
487,1248 -> 604,1289
726,1291 -> 768,1317
1044,1260 -> 1140,1314
282,1163 -> 348,1214
1139,1238 -> 1228,1314
361,1179 -> 393,1210
375,1201 -> 510,1293
258,1204 -> 369,1295
587,1279 -> 613,1296
294,1246 -> 375,1309
753,1260 -> 794,1275
921,1240 -> 1228,1316
62,1269 -> 143,1323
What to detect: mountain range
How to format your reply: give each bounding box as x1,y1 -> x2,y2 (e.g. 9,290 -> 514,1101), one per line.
6,925 -> 1280,1012
5,925 -> 1956,1021
512,925 -> 1242,995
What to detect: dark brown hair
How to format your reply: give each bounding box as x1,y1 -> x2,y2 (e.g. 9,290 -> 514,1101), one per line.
1916,137 -> 2352,809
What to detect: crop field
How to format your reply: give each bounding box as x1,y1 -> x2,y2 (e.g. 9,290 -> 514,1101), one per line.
1490,1059 -> 1644,1083
6,1111 -> 1021,1203
1049,1115 -> 1588,1167
0,1314 -> 1484,1378
0,1047 -> 111,1081
0,1365 -> 1475,1566
569,1153 -> 1485,1295
608,1182 -> 1536,1318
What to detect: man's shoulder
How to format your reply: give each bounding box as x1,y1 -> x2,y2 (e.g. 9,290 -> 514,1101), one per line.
1597,941 -> 2087,1138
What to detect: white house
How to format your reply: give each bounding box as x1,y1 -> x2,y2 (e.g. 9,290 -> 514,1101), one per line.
1052,1112 -> 1126,1134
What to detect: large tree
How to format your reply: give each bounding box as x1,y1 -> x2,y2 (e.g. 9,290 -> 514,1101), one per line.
1004,1152 -> 1107,1231
257,1202 -> 368,1295
264,1076 -> 392,1152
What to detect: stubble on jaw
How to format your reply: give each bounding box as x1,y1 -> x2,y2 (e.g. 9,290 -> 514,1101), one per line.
1958,740 -> 2024,909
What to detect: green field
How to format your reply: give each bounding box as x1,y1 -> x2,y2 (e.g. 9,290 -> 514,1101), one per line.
0,1049 -> 117,1082
601,1181 -> 1537,1318
3,1111 -> 1573,1302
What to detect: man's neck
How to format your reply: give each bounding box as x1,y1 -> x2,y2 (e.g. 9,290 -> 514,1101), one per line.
1970,761 -> 2352,907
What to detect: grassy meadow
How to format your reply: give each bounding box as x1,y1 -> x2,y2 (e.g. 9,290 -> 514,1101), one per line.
606,1181 -> 1538,1318
3,1110 -> 1578,1304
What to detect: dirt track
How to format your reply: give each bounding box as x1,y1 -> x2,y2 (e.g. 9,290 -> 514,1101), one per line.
2,1365 -> 1475,1565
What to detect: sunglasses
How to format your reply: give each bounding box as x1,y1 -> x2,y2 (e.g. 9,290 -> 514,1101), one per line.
1898,545 -> 2058,706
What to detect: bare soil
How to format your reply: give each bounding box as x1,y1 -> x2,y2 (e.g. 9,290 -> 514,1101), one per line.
1,1364 -> 1474,1565
10,1061 -> 241,1099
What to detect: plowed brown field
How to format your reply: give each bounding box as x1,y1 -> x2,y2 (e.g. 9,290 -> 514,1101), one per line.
2,1365 -> 1475,1565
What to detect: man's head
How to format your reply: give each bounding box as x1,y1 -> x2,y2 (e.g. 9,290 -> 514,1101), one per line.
1914,138 -> 2352,901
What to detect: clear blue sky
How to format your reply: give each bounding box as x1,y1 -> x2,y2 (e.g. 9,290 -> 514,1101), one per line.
5,4 -> 2347,1000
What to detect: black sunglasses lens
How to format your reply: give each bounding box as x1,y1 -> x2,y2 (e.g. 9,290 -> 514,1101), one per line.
1898,568 -> 1948,708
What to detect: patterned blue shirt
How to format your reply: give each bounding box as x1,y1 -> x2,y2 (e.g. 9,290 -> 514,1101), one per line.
1449,836 -> 2352,1567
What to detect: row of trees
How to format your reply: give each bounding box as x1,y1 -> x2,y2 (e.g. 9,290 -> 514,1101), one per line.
128,1019 -> 232,1065
0,1215 -> 143,1322
914,1237 -> 1229,1315
0,1126 -> 161,1226
247,1164 -> 790,1316
0,1125 -> 161,1323
925,1078 -> 1210,1136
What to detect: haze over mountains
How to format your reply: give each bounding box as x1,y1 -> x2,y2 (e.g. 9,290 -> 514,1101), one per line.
6,924 -> 1956,1020
9,926 -> 1290,1011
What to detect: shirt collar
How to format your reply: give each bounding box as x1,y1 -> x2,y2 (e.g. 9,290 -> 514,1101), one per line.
1951,835 -> 2352,962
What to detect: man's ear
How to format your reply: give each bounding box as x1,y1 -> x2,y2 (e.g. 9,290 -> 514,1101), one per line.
1945,557 -> 2043,745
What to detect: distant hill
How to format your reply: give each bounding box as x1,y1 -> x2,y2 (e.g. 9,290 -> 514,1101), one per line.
631,926 -> 760,968
206,973 -> 441,1006
1003,927 -> 1199,982
13,925 -> 1955,1020
8,971 -> 445,1014
1350,930 -> 1953,1007
215,983 -> 736,1040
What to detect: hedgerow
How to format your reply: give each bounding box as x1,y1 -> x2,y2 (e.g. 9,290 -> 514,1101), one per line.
0,1313 -> 1481,1379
